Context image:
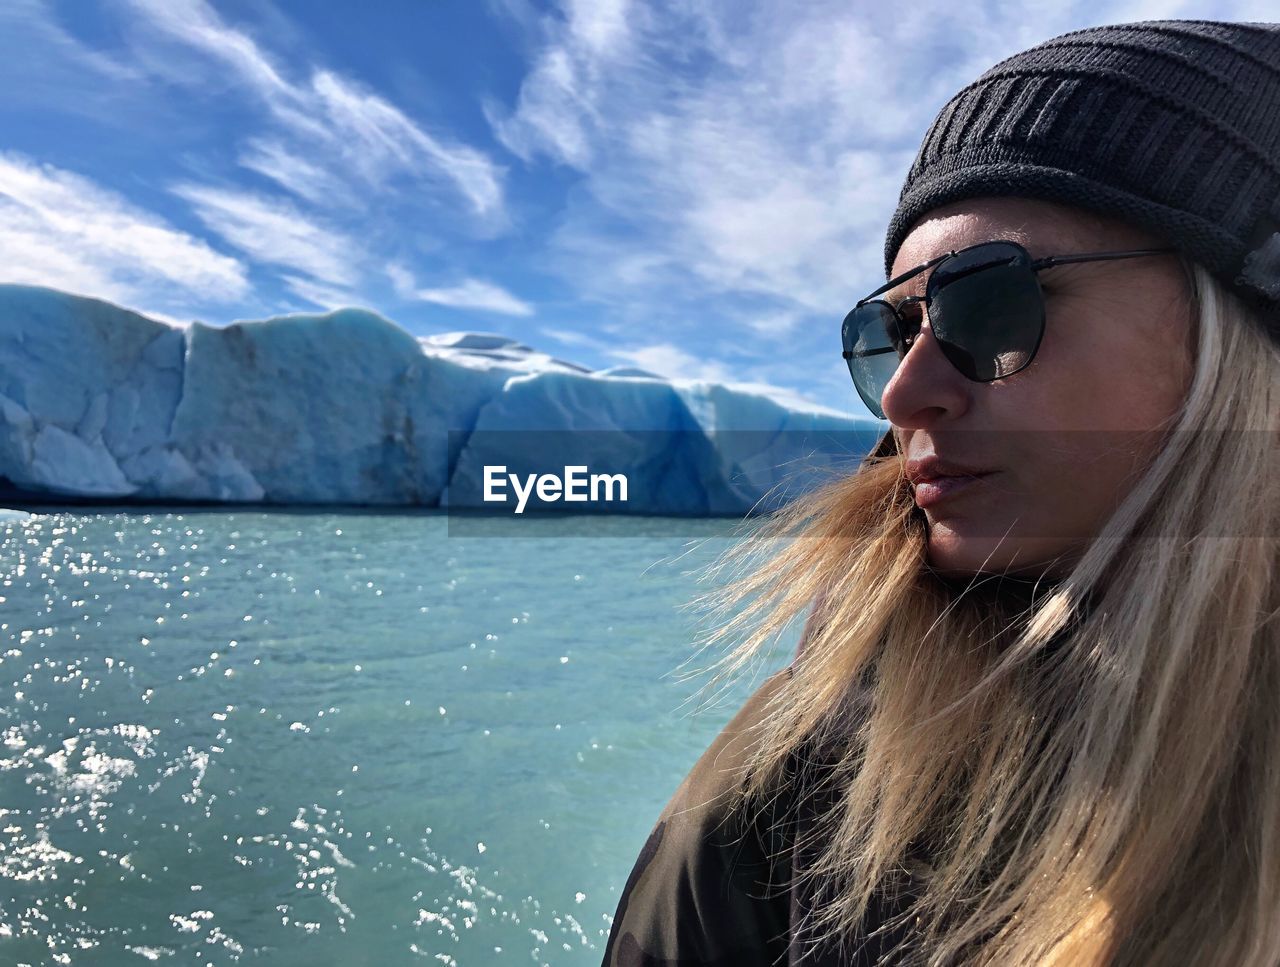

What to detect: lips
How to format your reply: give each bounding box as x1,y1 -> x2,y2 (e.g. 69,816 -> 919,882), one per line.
905,456 -> 994,486
905,456 -> 996,509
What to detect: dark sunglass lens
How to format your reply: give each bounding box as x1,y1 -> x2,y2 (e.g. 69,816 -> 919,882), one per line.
927,242 -> 1044,381
842,301 -> 902,418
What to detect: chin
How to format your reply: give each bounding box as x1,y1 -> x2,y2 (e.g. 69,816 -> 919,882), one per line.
925,523 -> 1079,580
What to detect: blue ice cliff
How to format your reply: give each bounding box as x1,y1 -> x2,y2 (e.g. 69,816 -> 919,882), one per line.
0,285 -> 884,514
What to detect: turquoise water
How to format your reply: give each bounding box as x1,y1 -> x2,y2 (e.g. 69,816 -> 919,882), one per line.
0,508 -> 792,965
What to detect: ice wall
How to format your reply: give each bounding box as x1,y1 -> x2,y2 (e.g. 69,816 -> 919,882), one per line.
0,285 -> 884,513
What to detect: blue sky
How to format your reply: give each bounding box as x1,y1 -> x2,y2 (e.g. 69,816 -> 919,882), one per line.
0,0 -> 1269,414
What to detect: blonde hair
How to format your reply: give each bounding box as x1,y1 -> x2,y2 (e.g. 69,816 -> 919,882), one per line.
696,263 -> 1280,966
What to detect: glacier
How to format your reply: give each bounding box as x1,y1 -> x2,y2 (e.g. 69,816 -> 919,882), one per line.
0,285 -> 886,514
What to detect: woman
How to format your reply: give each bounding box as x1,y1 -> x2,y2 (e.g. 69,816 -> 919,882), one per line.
602,20 -> 1279,967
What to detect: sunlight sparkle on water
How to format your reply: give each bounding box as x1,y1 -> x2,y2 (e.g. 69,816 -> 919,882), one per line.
0,508 -> 773,964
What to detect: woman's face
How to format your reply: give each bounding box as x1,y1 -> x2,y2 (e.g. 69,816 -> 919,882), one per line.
883,197 -> 1195,578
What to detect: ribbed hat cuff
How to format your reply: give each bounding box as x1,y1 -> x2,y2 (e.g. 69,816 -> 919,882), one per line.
884,161 -> 1280,343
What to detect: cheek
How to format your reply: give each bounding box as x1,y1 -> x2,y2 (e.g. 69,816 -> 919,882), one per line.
1012,434 -> 1156,523
923,434 -> 1164,577
986,326 -> 1189,519
922,297 -> 1193,574
995,297 -> 1193,433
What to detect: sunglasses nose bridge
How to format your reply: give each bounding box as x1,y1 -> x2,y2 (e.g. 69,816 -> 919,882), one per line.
894,294 -> 928,351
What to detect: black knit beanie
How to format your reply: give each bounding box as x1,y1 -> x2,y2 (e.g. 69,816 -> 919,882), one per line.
884,19 -> 1280,348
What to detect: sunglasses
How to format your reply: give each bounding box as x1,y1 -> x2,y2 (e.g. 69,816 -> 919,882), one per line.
841,239 -> 1178,419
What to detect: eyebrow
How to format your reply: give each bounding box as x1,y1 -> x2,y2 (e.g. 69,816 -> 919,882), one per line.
882,231 -> 1042,297
867,239 -> 1173,310
884,281 -> 928,307
859,251 -> 952,306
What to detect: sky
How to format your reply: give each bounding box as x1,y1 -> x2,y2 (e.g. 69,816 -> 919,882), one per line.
0,0 -> 1271,415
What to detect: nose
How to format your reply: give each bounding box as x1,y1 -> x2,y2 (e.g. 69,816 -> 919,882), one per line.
879,312 -> 973,429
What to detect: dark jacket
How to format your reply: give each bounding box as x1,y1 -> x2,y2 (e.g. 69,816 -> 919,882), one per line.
600,666 -> 921,966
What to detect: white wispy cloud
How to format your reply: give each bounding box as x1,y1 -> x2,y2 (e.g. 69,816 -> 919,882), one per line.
389,264 -> 534,316
0,0 -> 141,96
173,184 -> 358,287
308,71 -> 504,217
281,274 -> 360,311
541,326 -> 607,349
123,0 -> 505,219
541,329 -> 842,411
607,343 -> 731,383
237,139 -> 352,207
491,0 -> 1008,315
0,152 -> 247,309
489,0 -> 638,168
744,309 -> 804,337
489,46 -> 595,168
414,280 -> 534,317
564,0 -> 633,55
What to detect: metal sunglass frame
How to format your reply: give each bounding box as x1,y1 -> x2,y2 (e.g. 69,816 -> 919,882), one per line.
843,239 -> 1179,367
